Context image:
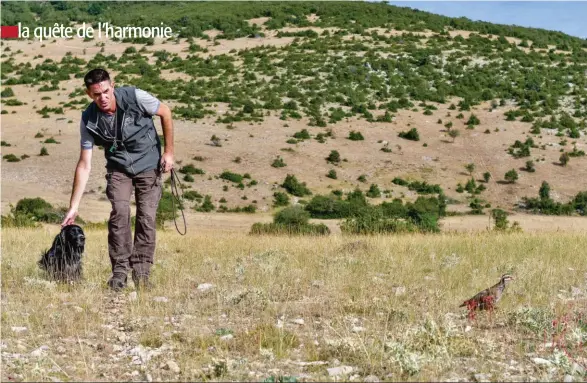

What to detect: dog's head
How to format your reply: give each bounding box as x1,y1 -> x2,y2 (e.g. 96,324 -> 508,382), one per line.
60,224 -> 86,256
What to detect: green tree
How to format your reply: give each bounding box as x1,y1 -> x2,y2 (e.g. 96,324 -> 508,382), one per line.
504,169 -> 518,183
492,209 -> 509,231
282,174 -> 311,197
465,163 -> 475,176
525,160 -> 535,172
274,205 -> 310,226
448,129 -> 460,142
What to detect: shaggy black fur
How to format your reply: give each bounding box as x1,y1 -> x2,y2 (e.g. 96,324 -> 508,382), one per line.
38,225 -> 85,282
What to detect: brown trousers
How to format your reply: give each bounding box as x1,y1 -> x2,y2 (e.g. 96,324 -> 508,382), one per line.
106,169 -> 162,277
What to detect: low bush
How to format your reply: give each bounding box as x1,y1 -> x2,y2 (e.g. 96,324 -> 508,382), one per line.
398,128 -> 420,141
250,205 -> 330,235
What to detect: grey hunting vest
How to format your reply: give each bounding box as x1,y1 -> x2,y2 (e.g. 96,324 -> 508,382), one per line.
81,87 -> 161,176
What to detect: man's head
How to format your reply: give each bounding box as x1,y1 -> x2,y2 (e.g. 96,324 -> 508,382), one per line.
84,68 -> 116,114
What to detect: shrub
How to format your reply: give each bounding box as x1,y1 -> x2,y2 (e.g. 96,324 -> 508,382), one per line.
340,207 -> 419,235
275,205 -> 310,226
282,174 -> 311,197
1,197 -> 76,227
1,141 -> 11,147
392,177 -> 409,187
366,184 -> 381,198
250,222 -> 330,236
469,198 -> 485,214
348,131 -> 364,141
39,146 -> 49,156
326,150 -> 341,164
183,190 -> 203,201
521,187 -> 586,216
559,152 -> 570,166
304,192 -> 368,219
568,146 -> 585,157
326,169 -> 337,179
183,174 -> 194,182
273,192 -> 290,207
250,205 -> 330,236
466,114 -> 480,125
156,191 -> 183,226
357,174 -> 367,183
508,138 -> 535,158
448,129 -> 460,142
492,209 -> 509,231
196,195 -> 215,212
220,171 -> 243,183
271,156 -> 287,168
4,99 -> 23,106
392,178 -> 442,194
3,154 -> 20,162
483,172 -> 491,183
293,129 -> 311,140
465,178 -> 478,194
1,87 -> 15,97
504,169 -> 518,183
525,160 -> 535,172
179,164 -> 205,175
464,163 -> 475,175
398,128 -> 419,141
539,181 -> 550,200
376,110 -> 393,122
43,137 -> 60,144
210,135 -> 222,147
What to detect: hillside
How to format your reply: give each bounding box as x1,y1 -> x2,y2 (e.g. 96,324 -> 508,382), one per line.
1,1 -> 586,231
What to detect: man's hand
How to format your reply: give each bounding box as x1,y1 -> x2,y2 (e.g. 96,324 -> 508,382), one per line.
160,152 -> 174,173
61,208 -> 78,227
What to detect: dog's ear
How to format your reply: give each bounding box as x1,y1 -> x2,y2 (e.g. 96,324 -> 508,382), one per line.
52,232 -> 64,256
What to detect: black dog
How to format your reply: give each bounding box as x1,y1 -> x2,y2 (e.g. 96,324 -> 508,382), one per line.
38,225 -> 85,282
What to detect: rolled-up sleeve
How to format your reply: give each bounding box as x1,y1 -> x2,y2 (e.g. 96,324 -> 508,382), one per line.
80,120 -> 94,149
135,88 -> 161,116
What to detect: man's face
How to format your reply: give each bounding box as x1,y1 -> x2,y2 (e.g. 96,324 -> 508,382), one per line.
86,80 -> 115,113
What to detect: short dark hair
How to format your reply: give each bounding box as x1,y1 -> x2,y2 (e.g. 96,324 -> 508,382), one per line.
84,68 -> 111,88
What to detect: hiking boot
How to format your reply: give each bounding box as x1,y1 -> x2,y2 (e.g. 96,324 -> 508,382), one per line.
132,272 -> 153,291
107,272 -> 127,292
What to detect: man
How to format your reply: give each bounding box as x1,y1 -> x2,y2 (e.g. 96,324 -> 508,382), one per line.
61,68 -> 174,291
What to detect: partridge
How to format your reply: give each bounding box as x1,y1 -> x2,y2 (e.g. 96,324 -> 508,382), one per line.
460,274 -> 514,311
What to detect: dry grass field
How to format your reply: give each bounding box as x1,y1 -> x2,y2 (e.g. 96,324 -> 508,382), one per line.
1,228 -> 586,382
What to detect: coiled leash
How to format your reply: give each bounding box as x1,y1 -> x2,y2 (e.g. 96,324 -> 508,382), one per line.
167,167 -> 187,235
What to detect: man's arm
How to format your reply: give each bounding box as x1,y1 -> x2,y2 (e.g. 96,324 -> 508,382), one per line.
61,148 -> 93,226
155,103 -> 174,173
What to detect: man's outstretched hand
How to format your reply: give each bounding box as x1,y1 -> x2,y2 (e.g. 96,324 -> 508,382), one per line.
160,152 -> 174,173
61,208 -> 78,227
